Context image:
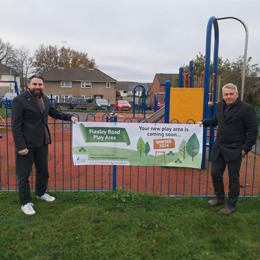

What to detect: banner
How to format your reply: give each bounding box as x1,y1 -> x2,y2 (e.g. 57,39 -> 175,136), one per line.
72,122 -> 203,168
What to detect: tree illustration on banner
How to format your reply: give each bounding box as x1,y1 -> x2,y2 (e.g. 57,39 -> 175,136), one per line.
137,137 -> 146,157
144,142 -> 150,157
179,140 -> 187,161
186,134 -> 200,161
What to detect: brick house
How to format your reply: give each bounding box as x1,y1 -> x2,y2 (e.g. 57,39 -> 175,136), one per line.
151,73 -> 178,102
0,64 -> 21,96
41,67 -> 117,103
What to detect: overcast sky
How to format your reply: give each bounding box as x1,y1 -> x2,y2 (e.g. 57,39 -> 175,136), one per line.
1,0 -> 260,82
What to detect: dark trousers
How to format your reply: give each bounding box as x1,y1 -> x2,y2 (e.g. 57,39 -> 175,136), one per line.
16,145 -> 49,205
211,151 -> 242,208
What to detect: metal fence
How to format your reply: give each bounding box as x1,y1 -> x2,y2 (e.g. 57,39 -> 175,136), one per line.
0,112 -> 259,198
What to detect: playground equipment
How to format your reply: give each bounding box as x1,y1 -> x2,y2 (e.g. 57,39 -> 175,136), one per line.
0,80 -> 19,119
139,88 -> 167,123
154,93 -> 158,112
142,16 -> 249,169
0,81 -> 19,96
170,16 -> 249,168
201,16 -> 248,168
106,110 -> 117,122
132,85 -> 147,119
141,107 -> 165,123
132,83 -> 168,122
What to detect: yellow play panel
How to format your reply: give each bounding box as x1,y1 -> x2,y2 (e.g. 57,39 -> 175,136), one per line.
169,88 -> 204,124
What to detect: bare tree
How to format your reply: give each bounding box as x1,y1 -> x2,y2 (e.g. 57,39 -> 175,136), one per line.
0,38 -> 17,67
14,47 -> 34,91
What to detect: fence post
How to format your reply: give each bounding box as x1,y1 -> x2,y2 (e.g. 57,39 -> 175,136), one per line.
112,115 -> 118,190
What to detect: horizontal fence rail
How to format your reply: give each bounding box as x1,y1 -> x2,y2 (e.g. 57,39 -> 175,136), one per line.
0,112 -> 259,198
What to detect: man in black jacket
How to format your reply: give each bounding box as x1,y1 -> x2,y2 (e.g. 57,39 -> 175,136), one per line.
198,83 -> 258,216
12,75 -> 77,215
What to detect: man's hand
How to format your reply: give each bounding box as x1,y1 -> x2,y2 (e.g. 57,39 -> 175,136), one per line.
71,116 -> 78,124
197,121 -> 203,126
242,149 -> 247,158
18,148 -> 29,156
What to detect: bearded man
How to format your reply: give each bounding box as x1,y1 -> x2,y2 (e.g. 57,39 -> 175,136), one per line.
11,75 -> 77,215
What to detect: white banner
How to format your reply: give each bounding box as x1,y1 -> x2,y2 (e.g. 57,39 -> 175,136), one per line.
72,122 -> 203,168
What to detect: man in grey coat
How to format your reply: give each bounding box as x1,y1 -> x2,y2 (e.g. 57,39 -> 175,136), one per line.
198,83 -> 258,216
12,75 -> 77,215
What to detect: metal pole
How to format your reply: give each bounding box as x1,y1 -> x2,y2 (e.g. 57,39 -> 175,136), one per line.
9,68 -> 12,92
178,67 -> 184,88
201,16 -> 219,169
154,93 -> 158,112
133,90 -> 136,118
164,80 -> 171,123
189,60 -> 194,88
217,75 -> 221,102
113,115 -> 118,190
216,16 -> 249,101
133,85 -> 146,119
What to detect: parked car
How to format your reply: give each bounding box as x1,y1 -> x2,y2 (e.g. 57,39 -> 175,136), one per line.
146,101 -> 153,110
2,92 -> 17,108
67,97 -> 86,109
135,101 -> 152,111
158,102 -> 165,109
94,99 -> 111,110
153,102 -> 165,110
113,100 -> 132,111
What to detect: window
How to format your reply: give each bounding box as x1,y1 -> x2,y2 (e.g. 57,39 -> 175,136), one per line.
81,95 -> 92,100
47,94 -> 59,102
81,82 -> 92,88
53,95 -> 59,102
61,95 -> 72,102
61,81 -> 72,88
106,82 -> 111,88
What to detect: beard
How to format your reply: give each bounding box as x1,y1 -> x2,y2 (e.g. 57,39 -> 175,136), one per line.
30,89 -> 43,97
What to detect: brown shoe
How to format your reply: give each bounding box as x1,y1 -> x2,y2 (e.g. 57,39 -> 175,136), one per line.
207,198 -> 225,207
218,206 -> 236,216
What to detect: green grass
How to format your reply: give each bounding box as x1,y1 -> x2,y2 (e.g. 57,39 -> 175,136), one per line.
0,190 -> 259,260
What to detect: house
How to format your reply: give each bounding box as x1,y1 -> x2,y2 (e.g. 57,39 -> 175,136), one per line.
151,73 -> 178,102
115,82 -> 133,98
41,67 -> 117,103
115,81 -> 152,103
0,64 -> 21,97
